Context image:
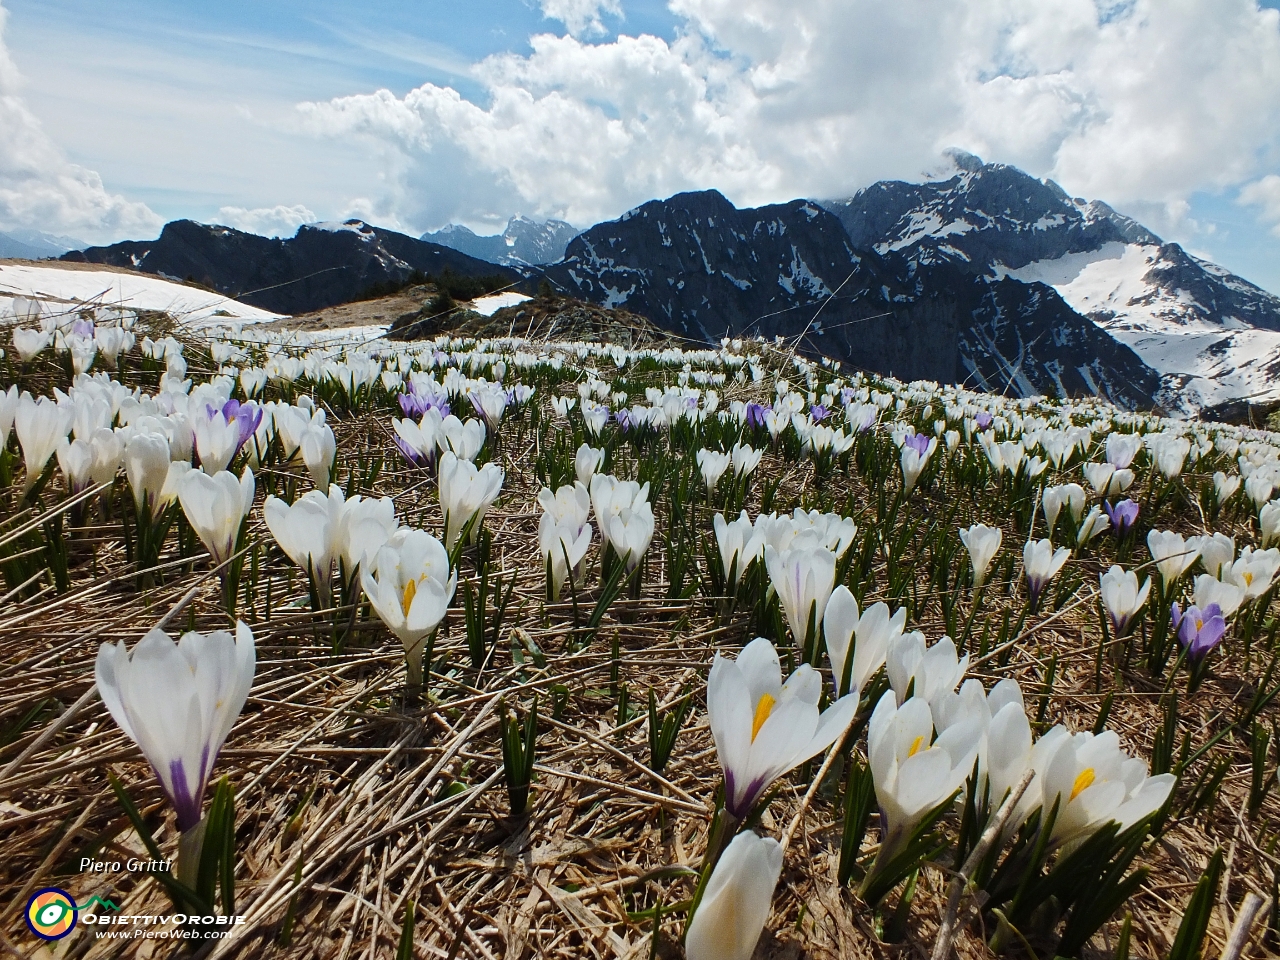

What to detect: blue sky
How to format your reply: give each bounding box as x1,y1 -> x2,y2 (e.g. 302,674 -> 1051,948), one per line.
3,0 -> 1280,295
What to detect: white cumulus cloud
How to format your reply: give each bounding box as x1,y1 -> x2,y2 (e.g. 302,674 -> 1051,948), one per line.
1240,174 -> 1280,237
295,0 -> 1280,238
216,204 -> 317,238
539,0 -> 623,38
0,3 -> 159,242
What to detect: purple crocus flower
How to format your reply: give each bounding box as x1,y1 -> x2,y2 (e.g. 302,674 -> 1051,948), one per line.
902,432 -> 931,456
615,408 -> 635,432
221,399 -> 262,450
1173,602 -> 1227,662
745,402 -> 769,429
398,383 -> 450,419
397,387 -> 422,417
975,411 -> 993,430
810,404 -> 831,423
1104,498 -> 1139,533
72,318 -> 95,338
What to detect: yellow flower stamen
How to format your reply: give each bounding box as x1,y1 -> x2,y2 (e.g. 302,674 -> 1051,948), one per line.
401,578 -> 417,616
1070,767 -> 1095,801
907,735 -> 926,758
751,693 -> 776,741
1244,571 -> 1254,586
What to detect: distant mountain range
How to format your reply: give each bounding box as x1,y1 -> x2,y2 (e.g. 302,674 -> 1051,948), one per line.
422,216 -> 578,266
539,187 -> 1160,409
538,155 -> 1280,415
62,219 -> 520,315
0,229 -> 86,260
54,156 -> 1280,415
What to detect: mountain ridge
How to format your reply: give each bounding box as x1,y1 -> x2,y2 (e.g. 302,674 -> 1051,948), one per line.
540,187 -> 1160,410
62,219 -> 522,315
421,216 -> 578,266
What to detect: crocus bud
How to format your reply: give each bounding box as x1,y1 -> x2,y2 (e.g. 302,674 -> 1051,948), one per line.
125,433 -> 172,514
15,392 -> 72,495
96,621 -> 256,832
958,523 -> 1002,589
438,451 -> 504,549
177,467 -> 255,565
684,830 -> 783,960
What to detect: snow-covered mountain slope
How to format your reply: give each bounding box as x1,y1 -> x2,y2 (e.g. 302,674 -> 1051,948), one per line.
0,262 -> 284,326
423,216 -> 579,266
998,242 -> 1280,413
63,219 -> 520,315
541,189 -> 1160,409
822,155 -> 1280,414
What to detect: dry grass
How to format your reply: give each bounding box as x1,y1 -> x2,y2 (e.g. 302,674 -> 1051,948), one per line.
0,323 -> 1277,960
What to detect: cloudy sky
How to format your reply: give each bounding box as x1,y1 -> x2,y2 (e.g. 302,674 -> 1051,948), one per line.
3,0 -> 1280,291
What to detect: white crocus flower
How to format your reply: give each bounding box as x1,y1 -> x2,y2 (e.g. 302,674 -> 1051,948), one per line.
177,467 -> 255,565
574,442 -> 605,487
707,637 -> 857,819
438,451 -> 504,549
959,523 -> 1002,589
697,448 -> 732,494
124,432 -> 172,514
0,384 -> 17,447
96,621 -> 255,832
1033,727 -> 1175,848
1062,483 -> 1088,525
684,830 -> 783,960
337,494 -> 400,580
1105,433 -> 1142,469
764,541 -> 837,651
933,678 -> 1030,801
56,435 -> 99,494
264,485 -> 346,604
1076,505 -> 1111,545
468,385 -> 507,433
589,473 -> 649,524
822,587 -> 903,699
713,510 -> 765,585
1023,539 -> 1070,605
886,632 -> 968,707
1192,573 -> 1244,618
438,414 -> 486,461
1099,566 -> 1151,637
1245,475 -> 1274,509
12,327 -> 51,362
1188,532 -> 1235,580
14,392 -> 72,495
361,528 -> 457,688
299,419 -> 336,488
866,692 -> 981,873
1147,530 -> 1201,594
538,483 -> 593,599
1042,485 -> 1068,535
899,435 -> 937,493
1149,435 -> 1190,479
603,500 -> 655,572
730,442 -> 763,478
1082,462 -> 1133,496
86,427 -> 123,488
1225,547 -> 1280,602
1263,501 -> 1280,549
1213,472 -> 1241,504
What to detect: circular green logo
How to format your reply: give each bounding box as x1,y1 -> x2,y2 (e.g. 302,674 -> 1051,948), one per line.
26,888 -> 78,940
